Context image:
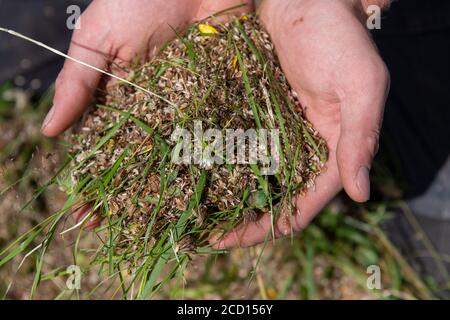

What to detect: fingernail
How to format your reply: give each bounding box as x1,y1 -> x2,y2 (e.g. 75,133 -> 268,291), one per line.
209,233 -> 224,249
42,106 -> 55,131
356,166 -> 370,201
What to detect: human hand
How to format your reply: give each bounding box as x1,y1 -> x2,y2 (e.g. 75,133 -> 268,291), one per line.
213,0 -> 390,248
43,0 -> 254,227
41,0 -> 253,137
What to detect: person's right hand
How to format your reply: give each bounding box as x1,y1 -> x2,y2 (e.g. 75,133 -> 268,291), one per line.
46,0 -> 254,227
212,0 -> 391,248
41,0 -> 253,137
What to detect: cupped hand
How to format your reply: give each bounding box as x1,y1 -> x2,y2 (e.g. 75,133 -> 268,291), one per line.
213,0 -> 390,248
41,0 -> 253,137
42,0 -> 253,227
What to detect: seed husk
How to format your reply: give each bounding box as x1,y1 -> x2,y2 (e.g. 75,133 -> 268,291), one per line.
63,14 -> 328,274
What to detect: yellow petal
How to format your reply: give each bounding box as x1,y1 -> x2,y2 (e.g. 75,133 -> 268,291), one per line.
232,55 -> 238,70
266,287 -> 278,300
198,24 -> 219,35
106,139 -> 115,152
239,15 -> 249,21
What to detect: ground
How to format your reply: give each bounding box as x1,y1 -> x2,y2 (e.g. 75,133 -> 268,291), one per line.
0,83 -> 434,300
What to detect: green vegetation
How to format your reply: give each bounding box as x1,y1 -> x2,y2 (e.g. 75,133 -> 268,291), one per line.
0,15 -> 442,300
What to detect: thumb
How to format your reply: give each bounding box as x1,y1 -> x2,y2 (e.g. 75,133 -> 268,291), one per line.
41,19 -> 110,137
336,68 -> 389,202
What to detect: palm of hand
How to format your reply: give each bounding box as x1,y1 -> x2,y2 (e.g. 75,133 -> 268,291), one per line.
42,0 -> 389,246
42,0 -> 251,136
214,0 -> 389,248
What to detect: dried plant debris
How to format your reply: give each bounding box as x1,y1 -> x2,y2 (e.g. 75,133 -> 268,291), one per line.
63,15 -> 327,263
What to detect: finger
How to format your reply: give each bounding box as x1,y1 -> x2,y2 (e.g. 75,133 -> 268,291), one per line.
211,151 -> 341,249
337,62 -> 389,202
72,204 -> 92,223
84,213 -> 103,231
72,203 -> 103,230
41,16 -> 111,137
194,0 -> 254,22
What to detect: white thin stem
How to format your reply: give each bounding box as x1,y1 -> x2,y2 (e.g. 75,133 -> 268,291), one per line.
0,27 -> 176,107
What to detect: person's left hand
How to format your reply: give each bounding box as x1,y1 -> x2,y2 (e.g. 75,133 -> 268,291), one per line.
41,0 -> 253,137
211,0 -> 390,248
43,0 -> 254,228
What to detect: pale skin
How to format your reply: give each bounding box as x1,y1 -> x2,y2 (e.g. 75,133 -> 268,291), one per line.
42,0 -> 390,245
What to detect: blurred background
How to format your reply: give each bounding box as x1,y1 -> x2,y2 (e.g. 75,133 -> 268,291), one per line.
0,0 -> 449,299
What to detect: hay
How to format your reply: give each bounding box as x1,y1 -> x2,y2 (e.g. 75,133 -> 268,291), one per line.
62,14 -> 327,292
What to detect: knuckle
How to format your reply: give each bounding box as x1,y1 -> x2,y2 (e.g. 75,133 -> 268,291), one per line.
71,26 -> 84,42
276,199 -> 303,235
373,60 -> 390,87
366,128 -> 380,158
54,73 -> 65,90
53,71 -> 68,100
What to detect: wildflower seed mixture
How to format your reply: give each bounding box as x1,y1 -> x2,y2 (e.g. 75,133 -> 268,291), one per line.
65,15 -> 327,254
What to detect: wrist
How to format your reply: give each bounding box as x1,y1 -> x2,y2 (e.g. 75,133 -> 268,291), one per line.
343,0 -> 391,26
355,0 -> 392,16
260,0 -> 372,33
361,0 -> 391,11
194,0 -> 255,22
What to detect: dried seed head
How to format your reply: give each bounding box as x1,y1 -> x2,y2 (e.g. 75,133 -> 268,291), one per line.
177,235 -> 196,254
66,14 -> 327,254
243,209 -> 259,223
198,24 -> 219,35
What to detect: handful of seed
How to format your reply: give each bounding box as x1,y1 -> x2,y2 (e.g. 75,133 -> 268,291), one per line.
63,14 -> 327,291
